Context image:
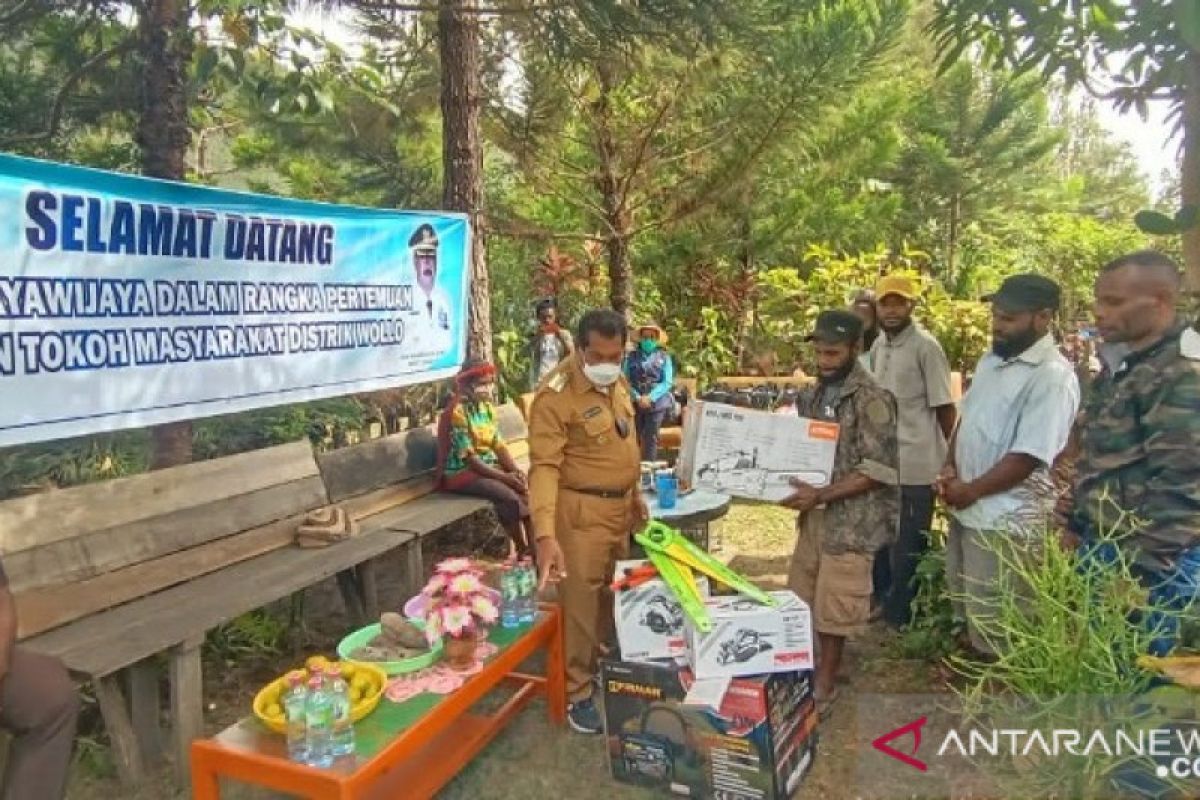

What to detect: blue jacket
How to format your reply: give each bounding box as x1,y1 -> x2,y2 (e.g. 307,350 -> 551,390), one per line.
625,348 -> 675,412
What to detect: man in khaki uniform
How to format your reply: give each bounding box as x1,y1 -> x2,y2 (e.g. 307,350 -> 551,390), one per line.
528,308 -> 648,734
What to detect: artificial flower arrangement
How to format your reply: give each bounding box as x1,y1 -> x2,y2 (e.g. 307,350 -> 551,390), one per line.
421,557 -> 500,647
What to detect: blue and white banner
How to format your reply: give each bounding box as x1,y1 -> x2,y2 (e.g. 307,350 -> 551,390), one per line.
0,154 -> 470,447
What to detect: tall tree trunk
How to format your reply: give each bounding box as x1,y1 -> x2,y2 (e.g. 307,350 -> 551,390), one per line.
137,0 -> 193,469
592,62 -> 633,317
438,0 -> 491,362
735,211 -> 753,371
946,192 -> 961,290
1182,52 -> 1200,307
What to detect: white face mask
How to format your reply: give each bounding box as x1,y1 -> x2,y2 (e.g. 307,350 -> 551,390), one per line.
583,362 -> 621,387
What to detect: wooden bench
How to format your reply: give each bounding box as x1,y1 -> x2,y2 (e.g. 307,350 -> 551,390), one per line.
313,403 -> 530,617
2,404 -> 529,788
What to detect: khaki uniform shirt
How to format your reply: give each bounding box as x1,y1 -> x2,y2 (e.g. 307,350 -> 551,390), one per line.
527,353 -> 643,540
868,323 -> 954,486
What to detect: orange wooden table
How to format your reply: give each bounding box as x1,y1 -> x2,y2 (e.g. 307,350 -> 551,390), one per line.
191,606 -> 564,799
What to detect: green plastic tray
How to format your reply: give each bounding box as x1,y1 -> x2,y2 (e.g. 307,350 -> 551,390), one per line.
337,622 -> 443,676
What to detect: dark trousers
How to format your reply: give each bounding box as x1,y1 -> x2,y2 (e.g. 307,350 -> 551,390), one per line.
446,476 -> 529,526
635,408 -> 668,462
1,648 -> 79,800
873,485 -> 935,627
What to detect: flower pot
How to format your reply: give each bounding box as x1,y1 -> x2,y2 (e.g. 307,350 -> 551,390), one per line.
444,635 -> 477,671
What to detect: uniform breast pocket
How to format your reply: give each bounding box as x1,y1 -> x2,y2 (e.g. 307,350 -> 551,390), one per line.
582,414 -> 614,443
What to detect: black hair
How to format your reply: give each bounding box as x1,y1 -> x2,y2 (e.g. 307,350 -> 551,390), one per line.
408,223 -> 438,248
535,297 -> 557,312
575,308 -> 628,348
1101,250 -> 1181,288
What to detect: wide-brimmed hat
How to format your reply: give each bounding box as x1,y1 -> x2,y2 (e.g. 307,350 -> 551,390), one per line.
637,322 -> 668,345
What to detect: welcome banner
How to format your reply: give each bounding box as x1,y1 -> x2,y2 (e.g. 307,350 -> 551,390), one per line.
0,154 -> 470,447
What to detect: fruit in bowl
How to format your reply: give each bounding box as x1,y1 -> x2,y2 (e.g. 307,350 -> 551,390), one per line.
252,657 -> 387,734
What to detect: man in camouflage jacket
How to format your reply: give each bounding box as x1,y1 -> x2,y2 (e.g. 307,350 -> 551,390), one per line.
1066,251 -> 1200,654
783,310 -> 899,708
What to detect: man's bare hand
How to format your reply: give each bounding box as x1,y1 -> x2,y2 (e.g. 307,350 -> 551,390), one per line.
940,478 -> 979,510
535,537 -> 568,590
1058,529 -> 1081,553
638,396 -> 652,410
631,495 -> 650,530
780,479 -> 820,512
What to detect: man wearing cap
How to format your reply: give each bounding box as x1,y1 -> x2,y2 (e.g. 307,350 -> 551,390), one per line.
783,310 -> 899,710
1061,251 -> 1200,655
529,298 -> 573,389
866,275 -> 957,627
624,322 -> 675,461
527,309 -> 649,734
937,274 -> 1079,656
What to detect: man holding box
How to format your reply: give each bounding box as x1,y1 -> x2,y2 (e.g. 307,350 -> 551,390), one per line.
783,310 -> 900,713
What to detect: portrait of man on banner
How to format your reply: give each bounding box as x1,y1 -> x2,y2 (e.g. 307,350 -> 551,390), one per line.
407,222 -> 453,357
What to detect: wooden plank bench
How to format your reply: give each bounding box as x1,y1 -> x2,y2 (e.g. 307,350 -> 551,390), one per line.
4,441 -> 331,786
315,402 -> 530,610
1,403 -> 529,789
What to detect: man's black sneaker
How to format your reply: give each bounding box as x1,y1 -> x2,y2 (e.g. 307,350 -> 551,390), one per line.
567,697 -> 602,734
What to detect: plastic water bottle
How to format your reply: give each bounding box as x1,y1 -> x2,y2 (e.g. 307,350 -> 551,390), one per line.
304,675 -> 334,768
324,666 -> 356,758
518,557 -> 536,624
282,673 -> 309,763
501,563 -> 520,629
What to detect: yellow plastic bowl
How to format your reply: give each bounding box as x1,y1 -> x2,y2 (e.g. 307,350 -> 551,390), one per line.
253,660 -> 388,734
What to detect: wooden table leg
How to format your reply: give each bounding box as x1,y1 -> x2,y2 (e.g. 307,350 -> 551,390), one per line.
545,608 -> 567,724
189,744 -> 221,800
169,636 -> 205,784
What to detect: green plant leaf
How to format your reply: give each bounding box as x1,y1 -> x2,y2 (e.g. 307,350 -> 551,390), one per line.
1134,209 -> 1179,236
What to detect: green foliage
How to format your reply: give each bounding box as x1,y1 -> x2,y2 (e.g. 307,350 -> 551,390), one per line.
950,510 -> 1193,798
204,608 -> 289,663
192,398 -> 367,458
893,527 -> 961,661
929,1 -> 1193,119
1136,206 -> 1200,237
0,433 -> 149,501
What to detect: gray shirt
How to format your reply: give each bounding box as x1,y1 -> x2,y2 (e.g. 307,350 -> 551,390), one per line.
868,323 -> 954,485
952,334 -> 1079,531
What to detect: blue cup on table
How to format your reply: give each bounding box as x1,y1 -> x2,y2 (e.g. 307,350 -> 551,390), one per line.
655,472 -> 679,509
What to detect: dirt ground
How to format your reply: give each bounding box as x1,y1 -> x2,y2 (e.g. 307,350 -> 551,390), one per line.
64,503 -> 947,800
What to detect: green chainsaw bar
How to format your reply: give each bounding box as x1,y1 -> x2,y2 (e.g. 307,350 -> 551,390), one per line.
634,520 -> 776,633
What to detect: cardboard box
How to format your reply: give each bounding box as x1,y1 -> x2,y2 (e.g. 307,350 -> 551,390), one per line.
601,659 -> 818,799
615,559 -> 710,663
687,590 -> 814,679
677,400 -> 839,502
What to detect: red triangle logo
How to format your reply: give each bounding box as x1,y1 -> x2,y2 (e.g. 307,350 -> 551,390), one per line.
871,716 -> 928,772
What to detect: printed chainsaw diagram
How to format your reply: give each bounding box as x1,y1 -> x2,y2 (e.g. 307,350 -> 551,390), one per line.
641,596 -> 685,636
717,629 -> 775,665
695,449 -> 827,497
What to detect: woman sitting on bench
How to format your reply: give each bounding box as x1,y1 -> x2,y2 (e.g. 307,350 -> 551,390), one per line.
436,358 -> 535,556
